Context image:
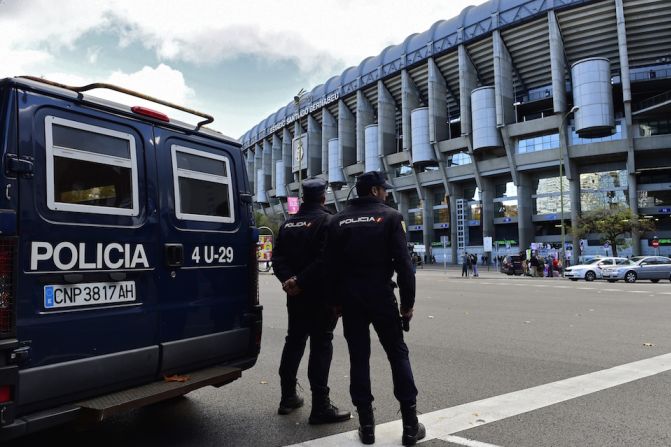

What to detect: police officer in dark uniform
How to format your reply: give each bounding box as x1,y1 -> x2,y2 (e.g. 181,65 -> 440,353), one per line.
325,171 -> 425,446
271,178 -> 351,424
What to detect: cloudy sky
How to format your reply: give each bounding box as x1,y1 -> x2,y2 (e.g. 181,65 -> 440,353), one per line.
1,0 -> 486,139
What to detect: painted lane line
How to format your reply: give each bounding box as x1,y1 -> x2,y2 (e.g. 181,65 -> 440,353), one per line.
284,352 -> 671,447
441,435 -> 503,447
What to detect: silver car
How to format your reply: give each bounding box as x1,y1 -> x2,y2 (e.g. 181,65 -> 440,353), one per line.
601,256 -> 671,283
564,257 -> 629,281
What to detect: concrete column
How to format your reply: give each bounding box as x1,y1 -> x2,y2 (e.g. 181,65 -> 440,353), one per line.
517,173 -> 534,251
262,139 -> 272,194
254,143 -> 263,182
307,114 -> 321,177
293,121 -> 305,183
338,100 -> 356,168
356,91 -> 375,164
402,70 -> 421,153
458,44 -> 478,136
422,189 -> 435,261
448,183 -> 463,264
493,30 -> 515,126
321,109 -> 337,175
271,135 -> 282,191
282,128 -> 293,195
428,58 -> 449,143
245,150 -> 255,194
548,11 -> 568,114
378,81 -> 396,156
397,191 -> 409,226
616,0 -> 640,256
481,177 -> 495,244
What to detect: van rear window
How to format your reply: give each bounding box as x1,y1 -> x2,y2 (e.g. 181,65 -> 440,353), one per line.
171,145 -> 234,223
45,116 -> 139,216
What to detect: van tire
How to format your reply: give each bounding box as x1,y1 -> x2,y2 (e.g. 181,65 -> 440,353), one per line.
585,271 -> 596,282
624,271 -> 637,283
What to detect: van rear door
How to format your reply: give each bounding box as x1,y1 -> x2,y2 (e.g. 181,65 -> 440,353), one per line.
153,129 -> 251,374
15,90 -> 160,412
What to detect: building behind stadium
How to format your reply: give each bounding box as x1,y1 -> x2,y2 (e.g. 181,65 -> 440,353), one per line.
241,0 -> 671,263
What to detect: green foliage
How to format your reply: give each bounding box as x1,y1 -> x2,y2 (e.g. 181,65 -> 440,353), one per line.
254,211 -> 281,236
573,206 -> 655,257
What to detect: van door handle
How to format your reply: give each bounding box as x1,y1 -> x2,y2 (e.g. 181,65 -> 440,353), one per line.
164,243 -> 184,267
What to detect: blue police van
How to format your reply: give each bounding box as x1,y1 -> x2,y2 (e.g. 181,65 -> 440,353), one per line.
0,76 -> 262,439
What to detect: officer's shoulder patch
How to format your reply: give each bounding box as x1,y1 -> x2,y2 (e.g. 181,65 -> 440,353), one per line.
401,221 -> 407,233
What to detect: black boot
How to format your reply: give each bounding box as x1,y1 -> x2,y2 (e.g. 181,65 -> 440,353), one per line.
401,404 -> 426,446
278,381 -> 304,415
308,393 -> 351,424
357,405 -> 375,445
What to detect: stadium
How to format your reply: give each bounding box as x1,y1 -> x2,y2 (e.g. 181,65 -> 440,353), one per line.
241,0 -> 671,263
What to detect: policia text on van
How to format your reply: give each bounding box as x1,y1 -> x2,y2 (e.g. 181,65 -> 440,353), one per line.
0,77 -> 263,439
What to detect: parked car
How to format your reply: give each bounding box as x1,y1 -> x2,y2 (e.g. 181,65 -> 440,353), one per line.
500,255 -> 523,275
564,257 -> 629,281
601,256 -> 671,283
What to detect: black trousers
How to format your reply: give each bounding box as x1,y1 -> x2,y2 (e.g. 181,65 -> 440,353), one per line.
278,297 -> 337,396
342,297 -> 418,407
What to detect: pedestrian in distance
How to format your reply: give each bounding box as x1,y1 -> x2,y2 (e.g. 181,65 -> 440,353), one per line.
462,252 -> 469,277
271,178 -> 351,424
471,253 -> 479,277
325,171 -> 425,446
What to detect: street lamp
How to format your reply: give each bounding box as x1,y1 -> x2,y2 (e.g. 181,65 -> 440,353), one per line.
294,89 -> 306,200
559,105 -> 579,274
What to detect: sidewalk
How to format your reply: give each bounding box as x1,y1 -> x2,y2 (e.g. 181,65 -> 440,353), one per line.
417,263 -> 566,280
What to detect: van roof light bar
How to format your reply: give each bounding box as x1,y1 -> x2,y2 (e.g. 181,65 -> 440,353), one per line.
17,76 -> 214,131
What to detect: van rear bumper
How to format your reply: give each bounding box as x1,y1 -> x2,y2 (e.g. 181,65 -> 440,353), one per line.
0,355 -> 258,441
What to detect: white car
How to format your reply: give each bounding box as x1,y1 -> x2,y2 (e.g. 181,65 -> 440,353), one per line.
564,257 -> 629,281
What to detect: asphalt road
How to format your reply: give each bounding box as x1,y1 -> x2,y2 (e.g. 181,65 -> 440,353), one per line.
9,269 -> 671,446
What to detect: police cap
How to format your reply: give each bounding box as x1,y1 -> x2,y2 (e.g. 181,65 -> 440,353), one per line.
302,178 -> 327,201
355,171 -> 393,190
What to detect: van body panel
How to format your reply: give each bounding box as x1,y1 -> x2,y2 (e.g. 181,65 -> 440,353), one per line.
0,78 -> 261,438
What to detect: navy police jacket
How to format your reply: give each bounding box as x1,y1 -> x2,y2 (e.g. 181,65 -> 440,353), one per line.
272,203 -> 334,297
326,196 -> 416,310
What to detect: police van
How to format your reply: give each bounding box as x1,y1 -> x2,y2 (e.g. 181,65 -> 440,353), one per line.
0,76 -> 262,439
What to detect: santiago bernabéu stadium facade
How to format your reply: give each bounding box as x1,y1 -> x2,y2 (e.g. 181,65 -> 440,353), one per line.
241,0 -> 671,263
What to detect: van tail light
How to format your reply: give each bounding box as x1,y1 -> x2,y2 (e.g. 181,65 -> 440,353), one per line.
0,238 -> 16,337
131,106 -> 170,122
0,385 -> 11,403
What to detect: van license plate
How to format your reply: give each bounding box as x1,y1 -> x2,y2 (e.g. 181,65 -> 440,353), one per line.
44,281 -> 136,309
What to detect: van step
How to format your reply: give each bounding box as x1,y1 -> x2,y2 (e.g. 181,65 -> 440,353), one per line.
76,365 -> 241,422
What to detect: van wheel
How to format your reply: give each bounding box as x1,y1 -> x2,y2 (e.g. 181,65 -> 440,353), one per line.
651,279 -> 660,283
585,271 -> 596,282
624,271 -> 637,283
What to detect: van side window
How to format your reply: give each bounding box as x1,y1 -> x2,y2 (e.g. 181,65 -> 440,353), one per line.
171,145 -> 235,223
45,116 -> 139,216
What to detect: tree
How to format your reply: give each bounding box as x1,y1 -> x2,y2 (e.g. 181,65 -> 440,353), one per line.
254,211 -> 281,237
573,207 -> 655,257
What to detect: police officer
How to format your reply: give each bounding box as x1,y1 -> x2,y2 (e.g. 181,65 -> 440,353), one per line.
325,171 -> 425,446
271,178 -> 351,424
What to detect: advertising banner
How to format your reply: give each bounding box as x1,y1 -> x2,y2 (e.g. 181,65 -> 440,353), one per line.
257,235 -> 273,261
287,197 -> 300,214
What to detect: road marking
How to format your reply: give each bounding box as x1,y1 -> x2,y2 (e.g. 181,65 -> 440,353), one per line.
630,290 -> 648,293
441,435 -> 503,447
577,287 -> 594,290
284,352 -> 671,447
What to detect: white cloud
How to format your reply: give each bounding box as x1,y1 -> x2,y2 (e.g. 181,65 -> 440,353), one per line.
1,0 -> 486,77
43,64 -> 200,126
